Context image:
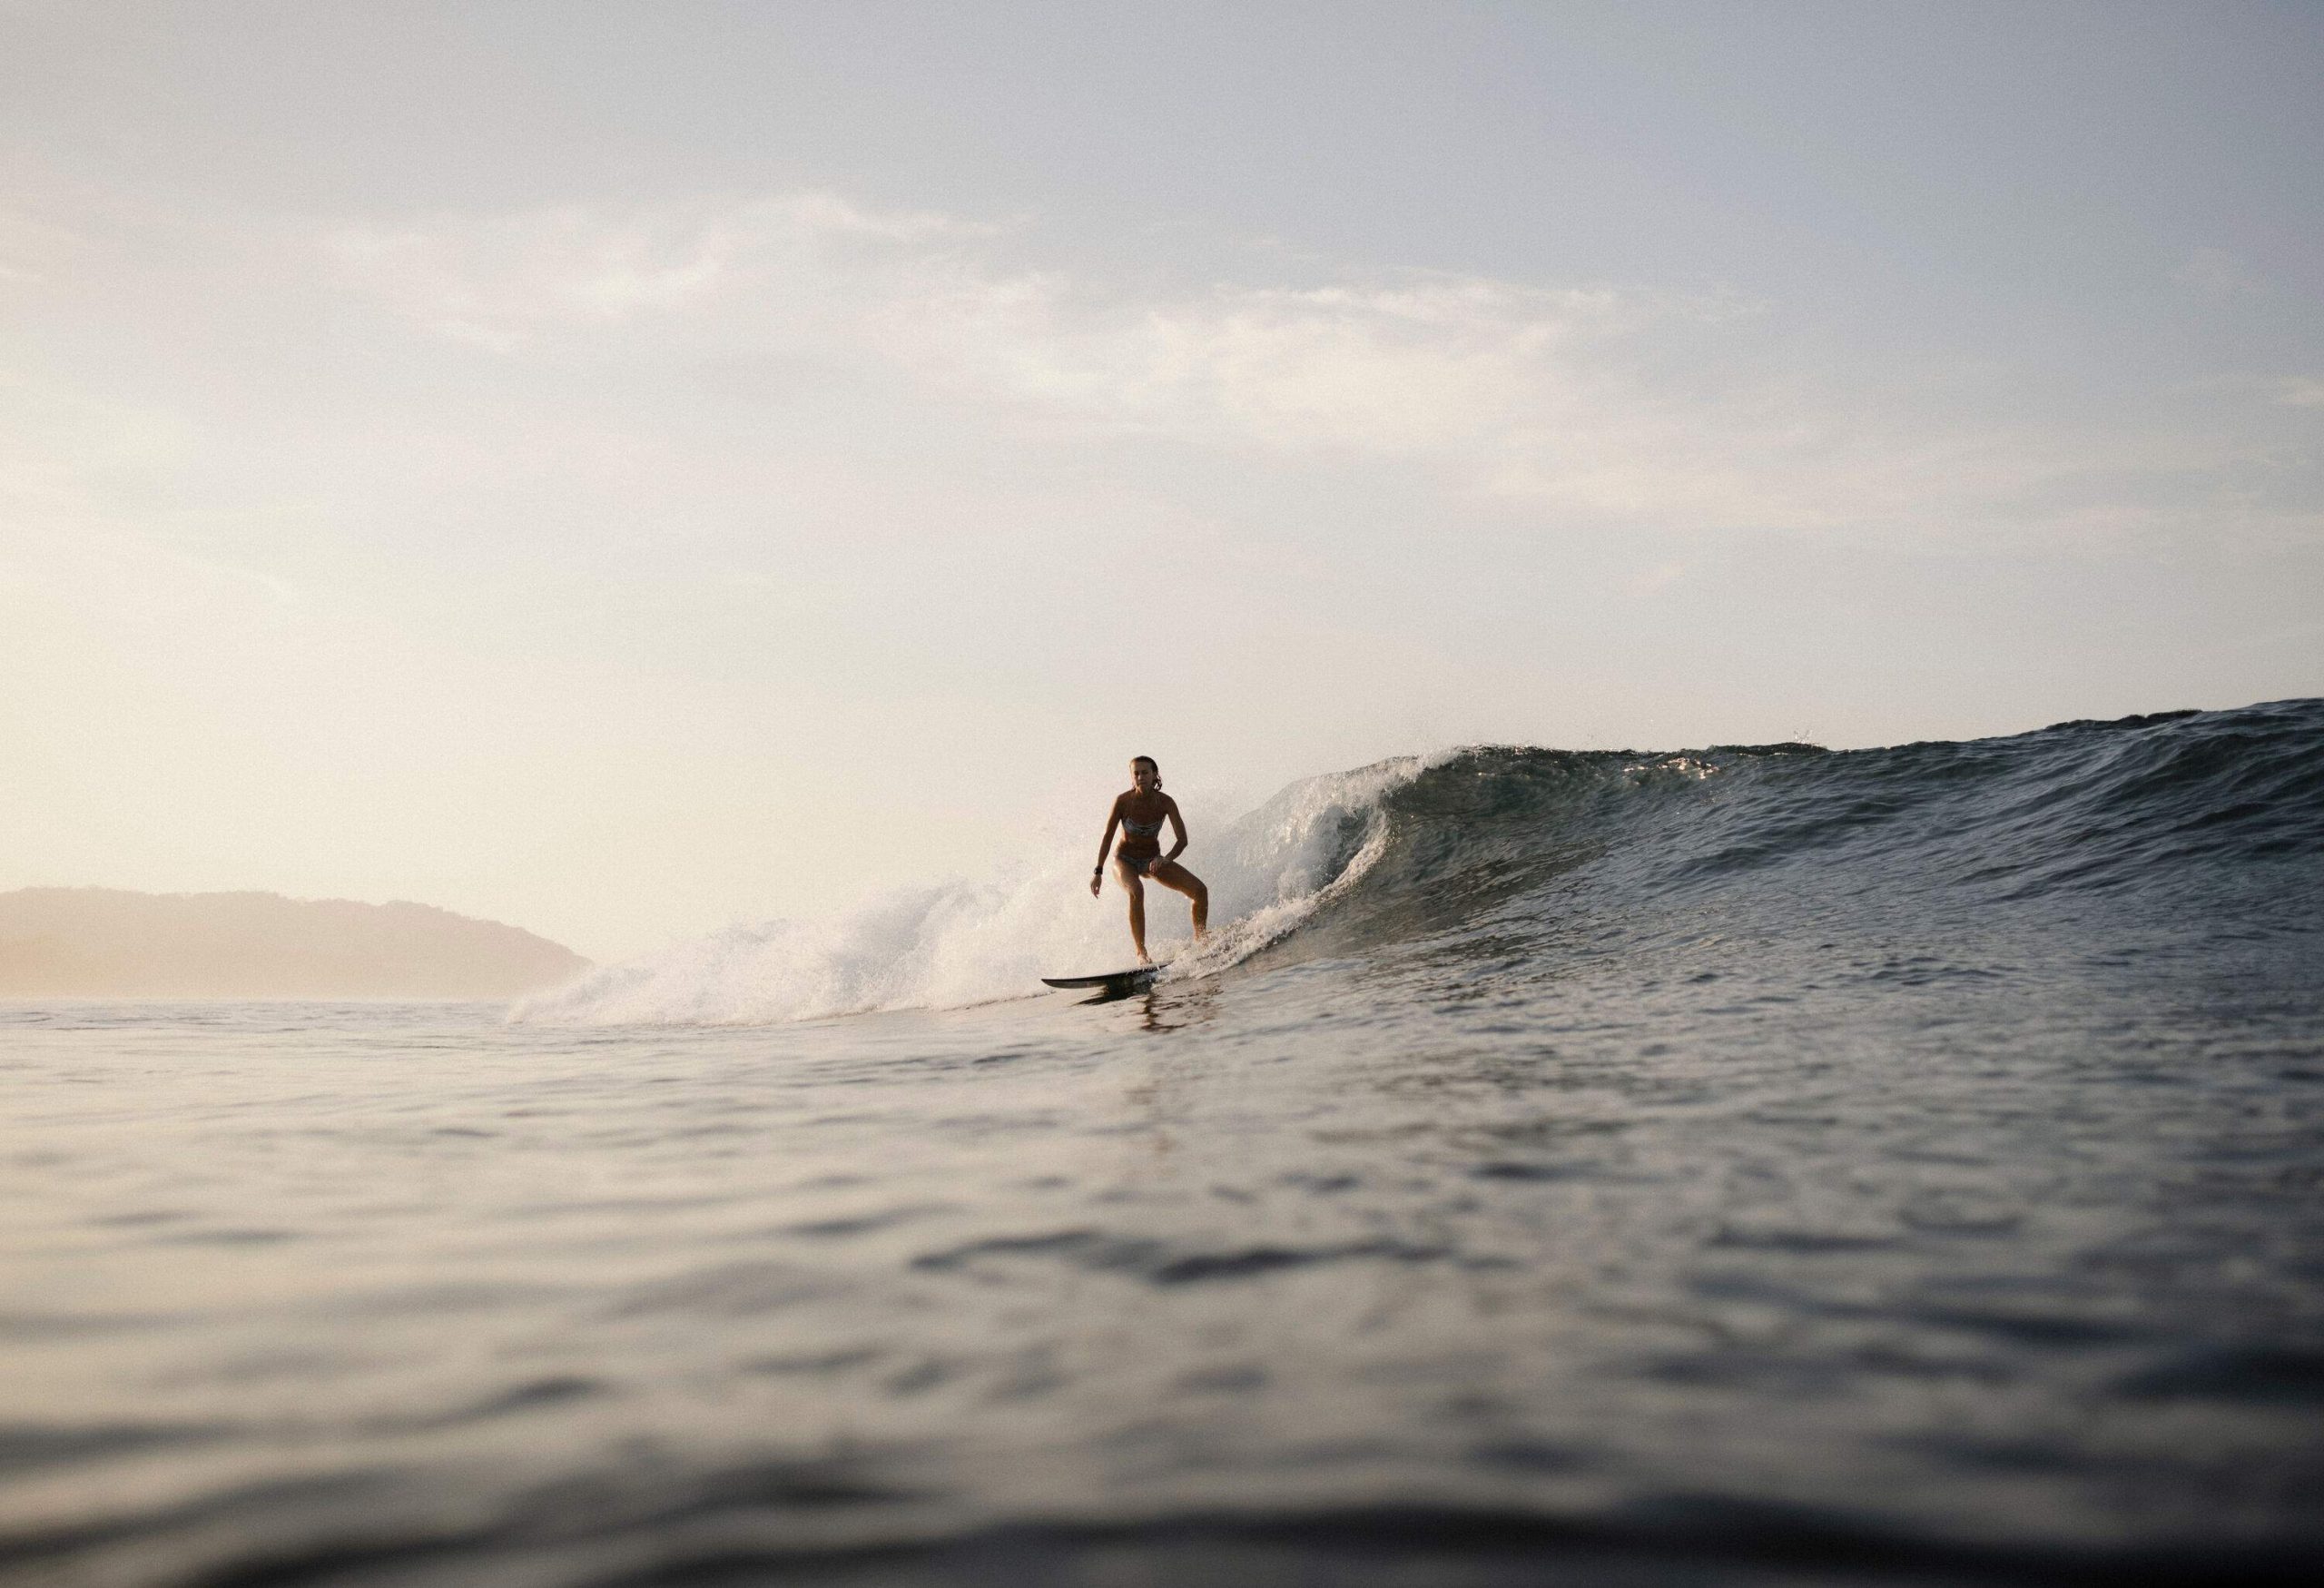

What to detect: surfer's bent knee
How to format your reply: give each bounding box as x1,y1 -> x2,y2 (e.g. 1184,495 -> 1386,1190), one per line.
1151,863 -> 1205,901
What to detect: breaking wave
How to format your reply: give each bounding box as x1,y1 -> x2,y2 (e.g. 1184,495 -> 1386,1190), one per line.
514,755 -> 1435,1025
516,698 -> 2323,1026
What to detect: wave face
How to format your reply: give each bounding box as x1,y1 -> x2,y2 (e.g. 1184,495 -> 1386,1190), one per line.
1284,695 -> 2323,967
520,699 -> 2323,1024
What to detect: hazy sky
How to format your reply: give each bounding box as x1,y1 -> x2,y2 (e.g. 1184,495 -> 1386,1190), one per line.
5,1 -> 2321,960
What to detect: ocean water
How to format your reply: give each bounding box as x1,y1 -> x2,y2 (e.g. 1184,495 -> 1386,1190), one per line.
5,699 -> 2322,1587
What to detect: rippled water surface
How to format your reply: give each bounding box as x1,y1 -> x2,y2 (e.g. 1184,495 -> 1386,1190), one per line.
6,704 -> 2323,1586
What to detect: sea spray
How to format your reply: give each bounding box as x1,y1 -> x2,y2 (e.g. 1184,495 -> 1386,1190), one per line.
514,754 -> 1440,1024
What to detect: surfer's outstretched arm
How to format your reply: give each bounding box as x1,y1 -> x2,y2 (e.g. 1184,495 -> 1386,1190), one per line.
1091,795 -> 1122,898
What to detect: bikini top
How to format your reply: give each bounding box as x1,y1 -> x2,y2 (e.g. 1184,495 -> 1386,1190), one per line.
1121,814 -> 1165,841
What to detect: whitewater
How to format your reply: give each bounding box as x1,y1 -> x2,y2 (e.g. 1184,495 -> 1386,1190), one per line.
5,699 -> 2321,1587
515,753 -> 1433,1026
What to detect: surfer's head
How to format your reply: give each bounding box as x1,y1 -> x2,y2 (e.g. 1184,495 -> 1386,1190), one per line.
1131,755 -> 1160,791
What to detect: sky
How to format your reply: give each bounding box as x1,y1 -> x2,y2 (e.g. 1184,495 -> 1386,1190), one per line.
5,0 -> 2321,962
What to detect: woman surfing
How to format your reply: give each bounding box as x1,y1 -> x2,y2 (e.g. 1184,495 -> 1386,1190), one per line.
1091,755 -> 1208,965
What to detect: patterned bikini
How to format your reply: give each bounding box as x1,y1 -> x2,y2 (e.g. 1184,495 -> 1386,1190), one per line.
1118,814 -> 1166,875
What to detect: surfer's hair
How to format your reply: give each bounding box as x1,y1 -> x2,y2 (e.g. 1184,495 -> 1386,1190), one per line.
1132,755 -> 1160,788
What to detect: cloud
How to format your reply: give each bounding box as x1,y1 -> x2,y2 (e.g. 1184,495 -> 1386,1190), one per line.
2279,377 -> 2324,409
324,191 -> 985,349
874,272 -> 1666,450
305,192 -> 2314,549
320,198 -> 1790,513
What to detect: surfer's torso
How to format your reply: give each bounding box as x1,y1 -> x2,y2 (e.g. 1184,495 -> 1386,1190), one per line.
1115,793 -> 1171,864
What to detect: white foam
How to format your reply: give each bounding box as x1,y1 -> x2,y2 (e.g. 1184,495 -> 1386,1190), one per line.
512,755 -> 1436,1026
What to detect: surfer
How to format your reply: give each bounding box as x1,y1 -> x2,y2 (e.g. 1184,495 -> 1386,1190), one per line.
1091,755 -> 1208,964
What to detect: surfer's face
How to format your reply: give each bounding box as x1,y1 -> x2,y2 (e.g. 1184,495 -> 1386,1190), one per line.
1130,761 -> 1156,792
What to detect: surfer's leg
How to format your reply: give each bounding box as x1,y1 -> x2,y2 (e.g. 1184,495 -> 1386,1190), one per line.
1145,861 -> 1209,942
1117,859 -> 1150,962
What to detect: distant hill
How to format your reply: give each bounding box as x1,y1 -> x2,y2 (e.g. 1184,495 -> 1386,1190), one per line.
0,888 -> 589,999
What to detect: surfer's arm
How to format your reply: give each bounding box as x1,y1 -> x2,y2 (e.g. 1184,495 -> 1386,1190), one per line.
1091,798 -> 1122,894
1162,796 -> 1187,863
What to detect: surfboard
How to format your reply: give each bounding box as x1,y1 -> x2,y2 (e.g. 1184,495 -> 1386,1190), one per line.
1041,967 -> 1159,993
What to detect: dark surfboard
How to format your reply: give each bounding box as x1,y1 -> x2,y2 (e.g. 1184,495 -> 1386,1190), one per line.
1041,967 -> 1159,994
